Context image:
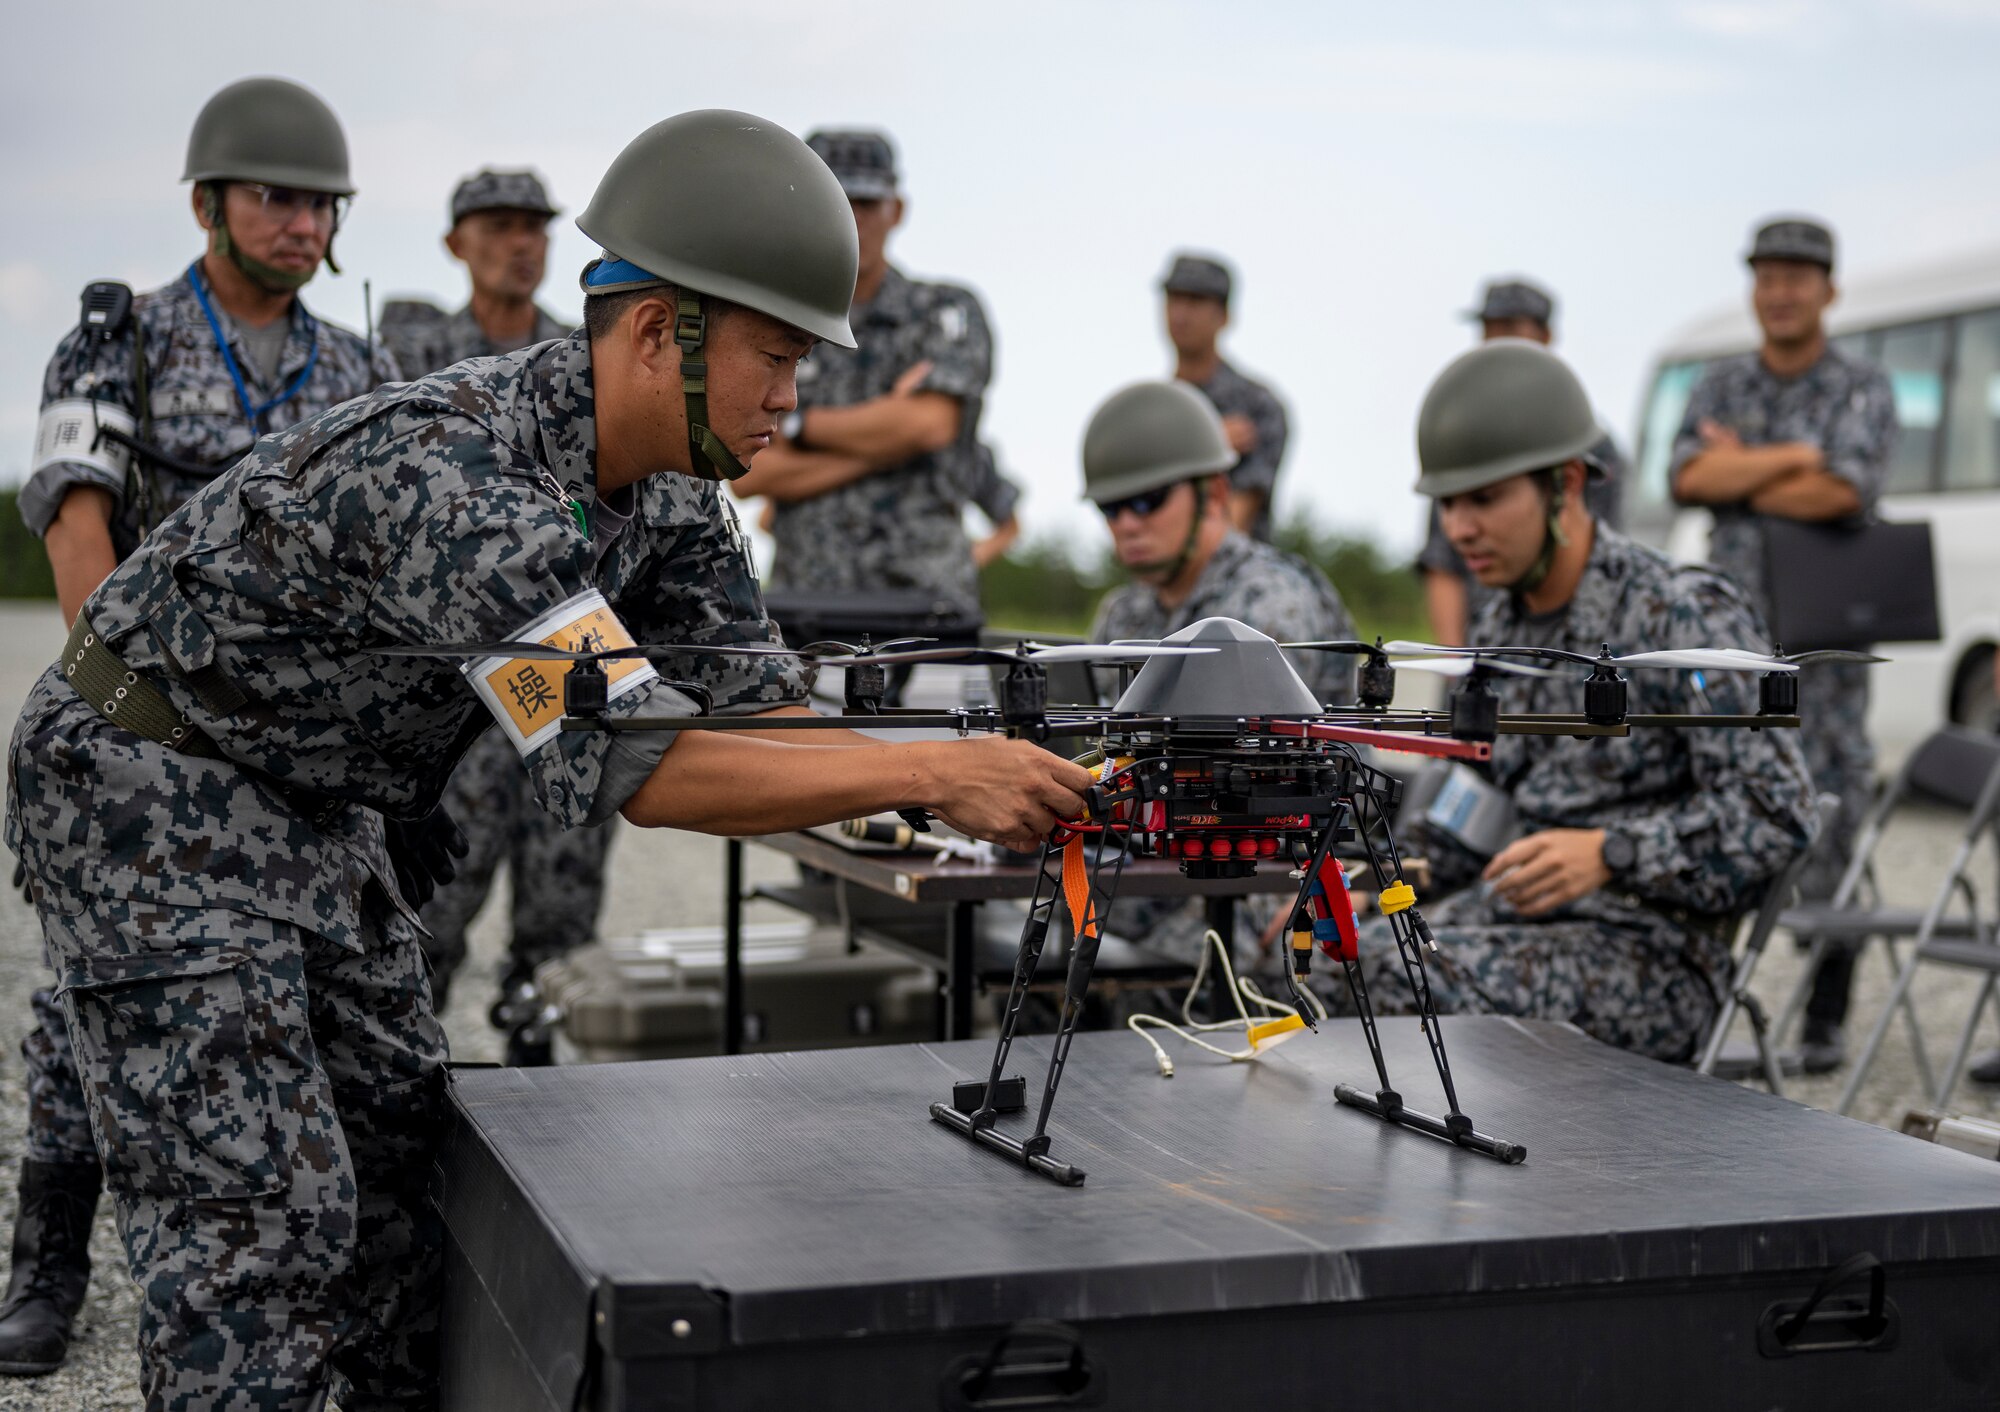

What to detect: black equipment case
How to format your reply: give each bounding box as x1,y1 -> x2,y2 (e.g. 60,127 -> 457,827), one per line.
435,1019 -> 2000,1411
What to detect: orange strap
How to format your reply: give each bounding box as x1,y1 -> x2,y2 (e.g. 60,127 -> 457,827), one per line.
1061,833 -> 1099,942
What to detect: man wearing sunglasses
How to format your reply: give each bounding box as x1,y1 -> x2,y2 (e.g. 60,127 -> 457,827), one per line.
1320,341 -> 1814,1064
379,170 -> 596,1058
3,75 -> 395,1379
1086,380 -> 1355,705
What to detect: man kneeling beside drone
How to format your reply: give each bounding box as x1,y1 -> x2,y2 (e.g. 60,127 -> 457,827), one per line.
1320,342 -> 1818,1062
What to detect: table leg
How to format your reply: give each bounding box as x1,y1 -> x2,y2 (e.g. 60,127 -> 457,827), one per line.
947,900 -> 978,1041
724,837 -> 745,1055
1204,895 -> 1238,1021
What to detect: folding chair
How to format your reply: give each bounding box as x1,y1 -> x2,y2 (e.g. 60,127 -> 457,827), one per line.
1763,727 -> 2000,1115
1696,794 -> 1842,1096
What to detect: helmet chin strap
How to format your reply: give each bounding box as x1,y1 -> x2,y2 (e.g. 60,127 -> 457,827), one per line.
673,291 -> 748,482
203,183 -> 326,294
1507,468 -> 1569,596
1130,479 -> 1209,584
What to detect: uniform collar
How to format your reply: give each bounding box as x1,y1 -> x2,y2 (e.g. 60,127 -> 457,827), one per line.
448,302 -> 569,357
1154,528 -> 1255,620
1492,520 -> 1641,653
528,330 -> 598,507
177,266 -> 316,389
856,264 -> 915,326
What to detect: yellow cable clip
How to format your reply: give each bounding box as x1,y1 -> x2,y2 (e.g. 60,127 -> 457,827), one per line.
1378,880 -> 1417,915
1247,1013 -> 1307,1052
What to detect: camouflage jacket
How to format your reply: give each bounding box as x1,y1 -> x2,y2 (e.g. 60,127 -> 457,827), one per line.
1667,346 -> 1897,623
1440,524 -> 1815,925
24,264 -> 397,560
1091,531 -> 1358,704
377,298 -> 570,378
8,331 -> 804,949
1187,358 -> 1288,539
768,264 -> 994,612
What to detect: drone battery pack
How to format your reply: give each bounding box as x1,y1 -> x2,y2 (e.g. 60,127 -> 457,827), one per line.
437,1020 -> 2000,1411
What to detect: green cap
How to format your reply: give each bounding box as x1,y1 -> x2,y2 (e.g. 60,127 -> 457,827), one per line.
182,77 -> 353,196
576,110 -> 857,349
1081,380 -> 1237,505
1414,340 -> 1605,499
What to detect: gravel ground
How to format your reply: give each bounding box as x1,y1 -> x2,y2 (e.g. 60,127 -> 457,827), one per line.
0,600 -> 1993,1406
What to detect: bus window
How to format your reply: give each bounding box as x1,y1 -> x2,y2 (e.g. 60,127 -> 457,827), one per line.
1876,319 -> 1949,494
1944,308 -> 2000,492
1832,330 -> 1873,361
1630,360 -> 1706,532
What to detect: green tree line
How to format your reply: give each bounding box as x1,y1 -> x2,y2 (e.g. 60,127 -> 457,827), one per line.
0,491 -> 55,598
980,511 -> 1426,642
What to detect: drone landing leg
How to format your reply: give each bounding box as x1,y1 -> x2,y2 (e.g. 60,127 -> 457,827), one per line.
1331,794 -> 1527,1164
930,833 -> 1128,1186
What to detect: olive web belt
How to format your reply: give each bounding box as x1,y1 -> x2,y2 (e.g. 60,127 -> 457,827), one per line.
61,613 -> 219,757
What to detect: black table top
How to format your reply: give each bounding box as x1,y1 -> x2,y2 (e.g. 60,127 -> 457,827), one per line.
441,1018 -> 2000,1361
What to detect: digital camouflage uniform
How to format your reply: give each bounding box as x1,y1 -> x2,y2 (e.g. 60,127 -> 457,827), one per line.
1093,531 -> 1358,957
769,264 -> 994,616
1330,525 -> 1816,1061
1668,349 -> 1897,911
1417,432 -> 1628,609
1187,359 -> 1288,542
6,330 -> 806,1409
376,300 -> 605,1006
18,266 -> 395,1181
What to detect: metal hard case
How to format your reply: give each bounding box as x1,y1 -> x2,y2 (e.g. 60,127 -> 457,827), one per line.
436,1019 -> 2000,1411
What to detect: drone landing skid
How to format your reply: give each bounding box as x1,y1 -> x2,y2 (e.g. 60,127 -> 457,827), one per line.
1333,1085 -> 1526,1163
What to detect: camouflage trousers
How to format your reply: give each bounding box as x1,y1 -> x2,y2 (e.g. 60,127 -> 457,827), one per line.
1796,660 -> 1874,1027
22,984 -> 95,1164
40,893 -> 447,1412
421,730 -> 615,1006
1320,886 -> 1724,1063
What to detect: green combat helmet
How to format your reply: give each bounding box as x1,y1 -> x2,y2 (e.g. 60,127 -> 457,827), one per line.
575,109 -> 859,481
1082,380 -> 1236,579
183,77 -> 354,288
1414,339 -> 1606,591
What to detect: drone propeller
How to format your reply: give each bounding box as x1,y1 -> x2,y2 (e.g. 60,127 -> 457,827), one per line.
1378,640 -> 1803,674
1391,656 -> 1559,680
372,638 -> 1215,669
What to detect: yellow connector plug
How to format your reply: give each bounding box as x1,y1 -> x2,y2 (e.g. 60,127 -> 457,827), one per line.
1378,880 -> 1417,915
1247,1013 -> 1308,1053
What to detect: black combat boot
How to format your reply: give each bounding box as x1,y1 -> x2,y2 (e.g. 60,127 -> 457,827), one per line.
0,1158 -> 102,1376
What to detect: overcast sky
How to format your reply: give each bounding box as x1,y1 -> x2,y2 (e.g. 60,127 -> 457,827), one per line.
4,0 -> 1999,559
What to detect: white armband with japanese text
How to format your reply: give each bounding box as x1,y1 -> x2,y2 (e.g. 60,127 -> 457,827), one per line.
464,590 -> 659,757
32,398 -> 135,480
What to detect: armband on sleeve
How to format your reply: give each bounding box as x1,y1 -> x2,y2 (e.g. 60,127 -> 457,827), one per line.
464,589 -> 659,756
32,398 -> 136,483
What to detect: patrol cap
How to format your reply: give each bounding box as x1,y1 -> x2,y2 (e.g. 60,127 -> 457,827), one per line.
1746,216 -> 1836,271
1465,278 -> 1554,328
1161,253 -> 1233,304
182,77 -> 354,196
1082,380 -> 1237,505
1415,340 -> 1606,499
450,168 -> 559,225
804,129 -> 899,200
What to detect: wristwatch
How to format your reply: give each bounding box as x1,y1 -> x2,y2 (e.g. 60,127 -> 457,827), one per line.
1601,828 -> 1637,875
780,409 -> 805,444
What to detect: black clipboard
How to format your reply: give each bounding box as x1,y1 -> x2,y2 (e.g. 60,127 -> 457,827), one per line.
1762,517 -> 1940,650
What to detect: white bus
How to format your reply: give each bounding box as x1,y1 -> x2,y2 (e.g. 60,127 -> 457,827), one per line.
1627,246 -> 2000,755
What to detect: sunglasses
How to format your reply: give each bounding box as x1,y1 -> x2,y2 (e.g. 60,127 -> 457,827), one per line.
236,182 -> 350,229
1097,485 -> 1182,521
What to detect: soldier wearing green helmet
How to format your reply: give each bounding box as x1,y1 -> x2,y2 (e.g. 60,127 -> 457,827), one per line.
6,108 -> 1089,1406
1086,378 -> 1355,964
3,75 -> 394,1379
1087,379 -> 1357,709
1315,341 -> 1815,1064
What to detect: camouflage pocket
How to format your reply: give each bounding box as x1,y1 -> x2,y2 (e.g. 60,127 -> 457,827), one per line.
59,947 -> 337,1202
